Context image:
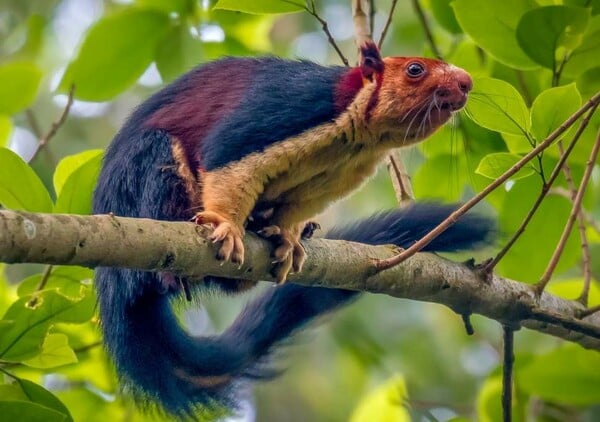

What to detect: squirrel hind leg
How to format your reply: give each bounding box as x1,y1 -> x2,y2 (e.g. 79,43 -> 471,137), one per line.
258,224 -> 306,284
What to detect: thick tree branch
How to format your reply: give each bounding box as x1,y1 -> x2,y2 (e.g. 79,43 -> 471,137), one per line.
1,210 -> 599,350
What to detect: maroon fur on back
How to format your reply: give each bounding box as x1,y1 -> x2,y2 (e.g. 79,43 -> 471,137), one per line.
145,61 -> 256,170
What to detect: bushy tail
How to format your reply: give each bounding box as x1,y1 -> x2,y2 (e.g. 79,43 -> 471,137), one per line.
96,203 -> 493,418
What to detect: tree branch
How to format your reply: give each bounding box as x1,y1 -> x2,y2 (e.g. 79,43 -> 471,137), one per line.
1,210 -> 599,350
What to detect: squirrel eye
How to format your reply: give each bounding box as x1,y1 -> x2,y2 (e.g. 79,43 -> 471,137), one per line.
406,62 -> 425,78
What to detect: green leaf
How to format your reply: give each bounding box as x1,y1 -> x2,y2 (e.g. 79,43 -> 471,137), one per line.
18,266 -> 94,299
452,0 -> 538,69
53,157 -> 102,214
563,25 -> 600,77
136,0 -> 195,15
0,115 -> 12,147
214,0 -> 304,14
349,375 -> 410,422
518,344 -> 600,405
502,133 -> 532,154
498,177 -> 580,282
0,288 -> 95,361
476,153 -> 535,180
16,379 -> 73,421
466,77 -> 530,136
155,25 -> 204,83
53,150 -> 103,197
0,62 -> 42,115
576,67 -> 600,99
429,0 -> 462,34
516,6 -> 590,70
531,84 -> 581,141
0,401 -> 69,422
23,333 -> 77,368
547,278 -> 600,305
0,147 -> 53,212
476,376 -> 503,422
59,9 -> 170,101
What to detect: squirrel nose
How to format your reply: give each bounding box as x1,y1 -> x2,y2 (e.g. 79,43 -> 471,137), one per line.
455,69 -> 473,94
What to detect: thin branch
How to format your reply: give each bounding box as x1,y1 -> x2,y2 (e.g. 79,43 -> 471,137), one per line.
502,326 -> 515,422
387,152 -> 415,206
29,85 -> 75,163
557,141 -> 593,305
550,187 -> 600,236
580,305 -> 600,319
25,109 -> 43,139
1,210 -> 600,350
484,104 -> 597,272
378,0 -> 398,49
461,313 -> 475,336
536,128 -> 600,295
305,0 -> 349,66
376,90 -> 600,272
368,0 -> 375,39
352,0 -> 371,49
26,264 -> 54,307
411,0 -> 442,59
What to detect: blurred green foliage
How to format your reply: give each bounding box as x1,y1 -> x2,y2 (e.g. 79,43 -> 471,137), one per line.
0,0 -> 599,420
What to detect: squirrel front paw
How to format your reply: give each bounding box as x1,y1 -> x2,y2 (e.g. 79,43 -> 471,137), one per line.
193,211 -> 244,265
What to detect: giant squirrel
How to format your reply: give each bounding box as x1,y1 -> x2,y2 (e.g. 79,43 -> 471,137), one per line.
93,42 -> 492,417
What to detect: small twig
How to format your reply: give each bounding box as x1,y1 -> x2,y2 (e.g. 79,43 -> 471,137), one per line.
387,152 -> 415,207
579,305 -> 600,319
536,128 -> 600,295
484,104 -> 597,272
375,90 -> 600,272
29,85 -> 75,163
378,0 -> 398,49
550,187 -> 600,236
368,0 -> 375,38
461,313 -> 475,335
411,0 -> 442,59
557,141 -> 593,306
25,109 -> 43,139
26,265 -> 54,307
352,0 -> 372,50
502,326 -> 515,422
304,0 -> 349,66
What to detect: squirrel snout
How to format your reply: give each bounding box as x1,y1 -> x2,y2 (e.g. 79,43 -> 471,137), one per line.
436,68 -> 472,111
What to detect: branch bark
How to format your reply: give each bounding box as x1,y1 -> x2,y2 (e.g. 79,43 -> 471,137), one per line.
1,210 -> 599,350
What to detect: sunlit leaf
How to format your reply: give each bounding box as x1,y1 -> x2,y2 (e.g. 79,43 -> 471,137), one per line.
452,0 -> 538,69
53,150 -> 103,214
349,375 -> 411,422
466,77 -> 530,136
23,333 -> 77,368
214,0 -> 304,14
476,376 -> 502,422
476,153 -> 535,180
0,62 -> 42,115
0,115 -> 12,147
517,6 -> 590,70
59,9 -> 170,100
531,84 -> 581,142
0,378 -> 72,422
53,150 -> 103,197
0,147 -> 53,212
0,288 -> 95,361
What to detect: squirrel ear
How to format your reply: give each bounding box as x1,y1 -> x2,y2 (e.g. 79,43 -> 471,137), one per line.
359,41 -> 384,81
